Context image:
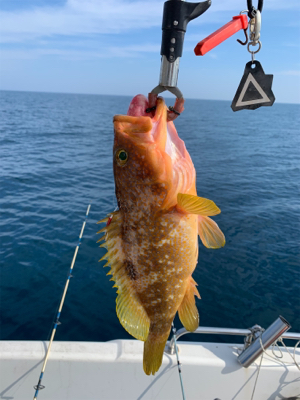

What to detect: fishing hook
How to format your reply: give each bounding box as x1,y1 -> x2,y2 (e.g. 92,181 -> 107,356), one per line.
237,28 -> 248,46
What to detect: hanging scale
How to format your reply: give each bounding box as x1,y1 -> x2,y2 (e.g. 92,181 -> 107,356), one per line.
231,4 -> 275,111
194,0 -> 275,111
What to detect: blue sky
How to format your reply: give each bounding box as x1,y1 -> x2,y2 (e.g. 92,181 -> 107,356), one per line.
0,0 -> 299,103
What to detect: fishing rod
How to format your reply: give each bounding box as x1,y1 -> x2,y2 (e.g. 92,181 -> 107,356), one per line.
172,322 -> 186,400
33,203 -> 91,400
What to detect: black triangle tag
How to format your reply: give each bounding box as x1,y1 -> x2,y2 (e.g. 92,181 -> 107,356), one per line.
231,61 -> 275,112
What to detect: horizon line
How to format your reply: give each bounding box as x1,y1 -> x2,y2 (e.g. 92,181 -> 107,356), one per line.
1,88 -> 299,106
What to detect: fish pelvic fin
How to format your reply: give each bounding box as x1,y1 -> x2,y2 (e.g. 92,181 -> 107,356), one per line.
177,193 -> 221,216
143,330 -> 169,376
178,277 -> 200,332
198,215 -> 225,249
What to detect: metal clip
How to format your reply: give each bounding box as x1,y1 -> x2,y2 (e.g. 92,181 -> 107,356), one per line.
247,9 -> 262,62
249,9 -> 261,44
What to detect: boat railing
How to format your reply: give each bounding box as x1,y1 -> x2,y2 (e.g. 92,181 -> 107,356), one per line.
166,326 -> 300,355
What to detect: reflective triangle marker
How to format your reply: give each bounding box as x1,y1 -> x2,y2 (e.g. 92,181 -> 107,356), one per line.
231,61 -> 275,111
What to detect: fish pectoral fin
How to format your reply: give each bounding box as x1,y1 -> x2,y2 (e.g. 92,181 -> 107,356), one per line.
177,193 -> 221,216
178,277 -> 200,332
116,283 -> 150,342
198,215 -> 225,249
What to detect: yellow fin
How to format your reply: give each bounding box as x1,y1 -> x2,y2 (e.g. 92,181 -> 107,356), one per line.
177,193 -> 221,216
178,277 -> 200,332
143,331 -> 169,375
97,226 -> 107,234
97,235 -> 106,243
97,209 -> 150,341
116,284 -> 150,342
198,215 -> 225,249
97,217 -> 109,224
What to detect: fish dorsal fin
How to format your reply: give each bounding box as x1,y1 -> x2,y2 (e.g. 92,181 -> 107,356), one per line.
177,193 -> 221,216
98,211 -> 150,342
178,277 -> 200,332
198,215 -> 225,249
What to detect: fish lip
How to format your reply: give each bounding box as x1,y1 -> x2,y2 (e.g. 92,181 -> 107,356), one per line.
114,96 -> 167,143
127,94 -> 150,118
116,95 -> 187,160
126,94 -> 165,123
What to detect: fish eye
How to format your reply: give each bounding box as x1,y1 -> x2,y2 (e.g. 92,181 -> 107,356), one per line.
116,149 -> 128,166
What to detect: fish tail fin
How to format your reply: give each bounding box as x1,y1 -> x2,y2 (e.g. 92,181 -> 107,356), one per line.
143,333 -> 168,375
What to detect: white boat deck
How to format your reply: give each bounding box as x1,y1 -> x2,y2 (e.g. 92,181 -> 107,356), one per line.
0,340 -> 299,400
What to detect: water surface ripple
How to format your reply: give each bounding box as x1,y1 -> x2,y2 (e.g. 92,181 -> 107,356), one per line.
0,90 -> 299,342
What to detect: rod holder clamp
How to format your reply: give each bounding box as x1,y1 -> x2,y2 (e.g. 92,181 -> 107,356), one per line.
238,316 -> 291,368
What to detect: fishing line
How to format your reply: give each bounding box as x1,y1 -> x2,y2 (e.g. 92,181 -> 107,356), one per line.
172,322 -> 186,400
33,203 -> 91,400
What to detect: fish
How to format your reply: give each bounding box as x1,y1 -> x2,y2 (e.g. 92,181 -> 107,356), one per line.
97,94 -> 225,375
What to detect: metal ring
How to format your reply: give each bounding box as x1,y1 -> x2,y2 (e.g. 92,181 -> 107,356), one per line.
148,86 -> 184,121
247,40 -> 261,54
151,85 -> 183,99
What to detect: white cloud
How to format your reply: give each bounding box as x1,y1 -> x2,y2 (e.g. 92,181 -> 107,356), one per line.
282,42 -> 300,48
0,0 -> 162,43
0,0 -> 299,44
205,0 -> 300,11
277,70 -> 300,76
0,43 -> 159,61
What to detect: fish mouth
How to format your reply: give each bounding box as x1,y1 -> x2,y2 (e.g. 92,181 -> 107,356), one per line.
114,94 -> 187,162
127,94 -> 151,118
126,94 -> 166,123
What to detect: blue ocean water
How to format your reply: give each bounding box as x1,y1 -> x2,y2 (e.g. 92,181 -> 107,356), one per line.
0,90 -> 299,344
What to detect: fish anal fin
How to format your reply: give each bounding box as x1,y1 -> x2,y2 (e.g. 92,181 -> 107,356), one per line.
190,277 -> 201,299
177,193 -> 220,216
178,277 -> 200,332
198,215 -> 225,249
116,283 -> 150,342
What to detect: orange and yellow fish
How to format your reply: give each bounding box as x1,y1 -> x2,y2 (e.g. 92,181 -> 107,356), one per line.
98,94 -> 225,375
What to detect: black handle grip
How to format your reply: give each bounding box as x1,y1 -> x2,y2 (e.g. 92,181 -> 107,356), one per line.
161,0 -> 211,62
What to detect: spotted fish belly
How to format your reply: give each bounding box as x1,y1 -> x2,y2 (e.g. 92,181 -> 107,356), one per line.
124,211 -> 198,319
98,209 -> 200,375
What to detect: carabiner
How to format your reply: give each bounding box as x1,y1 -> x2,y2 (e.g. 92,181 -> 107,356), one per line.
247,0 -> 263,18
249,9 -> 261,44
